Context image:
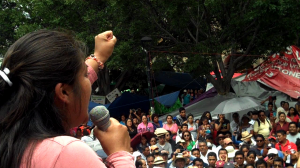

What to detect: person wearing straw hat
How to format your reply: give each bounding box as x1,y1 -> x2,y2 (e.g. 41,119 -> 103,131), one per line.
239,131 -> 256,148
172,153 -> 188,168
152,156 -> 166,167
155,128 -> 172,158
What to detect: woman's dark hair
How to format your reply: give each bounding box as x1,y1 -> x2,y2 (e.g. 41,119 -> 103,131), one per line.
125,118 -> 136,130
151,114 -> 159,122
0,30 -> 86,167
240,144 -> 250,151
255,134 -> 265,141
247,150 -> 257,157
181,131 -> 192,142
199,111 -> 212,125
288,107 -> 298,117
166,114 -> 173,121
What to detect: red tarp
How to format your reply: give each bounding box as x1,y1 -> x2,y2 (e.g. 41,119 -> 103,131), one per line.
243,46 -> 300,98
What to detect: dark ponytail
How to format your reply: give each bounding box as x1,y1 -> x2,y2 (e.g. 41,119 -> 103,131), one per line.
0,30 -> 86,168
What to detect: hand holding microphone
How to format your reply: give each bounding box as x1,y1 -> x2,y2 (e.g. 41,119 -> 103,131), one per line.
90,106 -> 131,156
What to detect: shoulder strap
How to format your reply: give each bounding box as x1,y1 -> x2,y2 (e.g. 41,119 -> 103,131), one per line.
256,119 -> 260,127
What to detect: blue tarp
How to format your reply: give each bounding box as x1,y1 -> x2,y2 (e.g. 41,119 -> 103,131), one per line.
154,91 -> 180,107
155,71 -> 206,89
107,92 -> 150,119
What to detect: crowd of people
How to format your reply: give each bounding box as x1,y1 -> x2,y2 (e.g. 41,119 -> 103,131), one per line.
90,96 -> 300,168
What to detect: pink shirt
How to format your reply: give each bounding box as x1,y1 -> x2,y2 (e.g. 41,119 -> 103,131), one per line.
163,123 -> 178,140
137,122 -> 154,133
21,136 -> 134,168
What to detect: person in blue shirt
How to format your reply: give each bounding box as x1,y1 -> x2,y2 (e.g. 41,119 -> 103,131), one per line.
181,90 -> 191,106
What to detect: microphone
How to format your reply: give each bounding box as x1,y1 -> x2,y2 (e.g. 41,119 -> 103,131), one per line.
89,106 -> 111,131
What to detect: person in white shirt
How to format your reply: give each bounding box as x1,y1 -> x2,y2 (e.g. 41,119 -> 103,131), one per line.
198,141 -> 212,165
175,123 -> 195,143
230,113 -> 240,132
287,122 -> 300,143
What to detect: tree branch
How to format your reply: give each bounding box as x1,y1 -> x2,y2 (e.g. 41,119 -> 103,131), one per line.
186,28 -> 197,43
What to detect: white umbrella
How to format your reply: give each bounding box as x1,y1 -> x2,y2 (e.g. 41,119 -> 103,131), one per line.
212,96 -> 262,114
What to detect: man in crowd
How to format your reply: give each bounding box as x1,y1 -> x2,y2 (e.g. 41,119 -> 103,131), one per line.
254,110 -> 272,138
207,152 -> 217,168
250,111 -> 259,125
199,141 -> 212,165
287,122 -> 300,143
275,130 -> 297,152
234,151 -> 245,168
176,107 -> 187,131
181,90 -> 191,106
272,157 -> 284,168
156,134 -> 172,158
140,146 -> 150,160
192,158 -> 205,168
284,102 -> 290,113
146,154 -> 155,168
218,148 -> 228,162
191,148 -> 200,158
266,103 -> 276,120
230,113 -> 240,132
214,133 -> 226,153
250,134 -> 265,158
223,138 -> 234,148
206,135 -> 217,150
255,159 -> 267,168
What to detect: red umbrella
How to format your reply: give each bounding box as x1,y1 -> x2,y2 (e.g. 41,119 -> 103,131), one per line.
130,131 -> 155,149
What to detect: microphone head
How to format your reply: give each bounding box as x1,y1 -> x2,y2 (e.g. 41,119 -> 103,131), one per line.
90,106 -> 111,131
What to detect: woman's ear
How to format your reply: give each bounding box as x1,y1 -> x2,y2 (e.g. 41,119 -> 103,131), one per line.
54,83 -> 73,104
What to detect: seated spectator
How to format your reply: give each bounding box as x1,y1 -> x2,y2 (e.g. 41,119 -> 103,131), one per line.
119,114 -> 126,125
264,148 -> 279,166
287,122 -> 300,143
166,130 -> 176,152
254,110 -> 272,139
187,114 -> 198,139
137,115 -> 154,133
176,124 -> 195,143
218,148 -> 228,162
163,115 -> 178,140
160,150 -> 169,162
223,138 -> 234,148
266,102 -> 276,121
133,117 -> 139,127
214,133 -> 226,154
192,158 -> 205,168
249,134 -> 265,158
225,146 -> 237,162
137,135 -> 150,152
200,111 -> 213,125
207,152 -> 217,167
230,113 -> 240,133
146,155 -> 155,168
275,130 -> 297,152
255,159 -> 267,168
272,157 -> 284,168
152,114 -> 163,130
206,135 -> 217,150
239,131 -> 256,148
140,146 -> 150,161
192,148 -> 200,158
135,159 -> 147,168
149,137 -> 157,146
171,153 -> 188,168
215,114 -> 230,135
152,156 -> 166,168
240,144 -> 250,159
197,117 -> 213,140
271,112 -> 289,136
126,118 -> 137,139
275,107 -> 292,123
198,141 -> 212,165
287,107 -> 299,124
234,151 -> 245,168
182,131 -> 196,151
245,151 -> 256,166
238,114 -> 254,136
156,133 -> 172,158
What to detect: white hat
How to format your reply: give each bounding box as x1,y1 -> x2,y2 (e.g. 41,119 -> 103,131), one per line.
267,148 -> 278,155
225,146 -> 236,158
207,142 -> 212,147
154,128 -> 168,136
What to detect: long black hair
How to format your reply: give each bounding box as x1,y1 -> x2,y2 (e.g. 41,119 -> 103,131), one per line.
0,30 -> 86,167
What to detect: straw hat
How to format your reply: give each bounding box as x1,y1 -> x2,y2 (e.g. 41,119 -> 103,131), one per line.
172,153 -> 187,166
153,156 -> 165,165
241,131 -> 252,141
177,139 -> 186,144
154,128 -> 168,137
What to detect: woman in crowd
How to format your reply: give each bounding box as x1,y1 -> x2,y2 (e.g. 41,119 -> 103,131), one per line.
181,131 -> 195,151
137,135 -> 149,152
197,117 -> 213,140
126,118 -> 137,139
0,30 -> 133,167
287,107 -> 299,124
187,114 -> 198,138
195,119 -> 200,125
245,151 -> 256,166
165,130 -> 176,152
271,112 -> 289,136
238,115 -> 254,135
240,144 -> 250,159
214,114 -> 230,135
137,115 -> 154,133
150,137 -> 157,146
163,115 -> 178,140
200,111 -> 212,125
120,114 -> 126,125
152,114 -> 163,130
133,117 -> 139,127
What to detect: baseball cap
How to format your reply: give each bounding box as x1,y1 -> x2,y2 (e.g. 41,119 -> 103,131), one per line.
224,138 -> 233,145
267,148 -> 278,155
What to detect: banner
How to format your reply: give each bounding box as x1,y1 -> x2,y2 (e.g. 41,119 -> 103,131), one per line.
106,88 -> 121,103
243,46 -> 300,98
91,95 -> 106,105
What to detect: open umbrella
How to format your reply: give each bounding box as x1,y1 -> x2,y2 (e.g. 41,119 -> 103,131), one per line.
131,131 -> 155,149
212,96 -> 262,114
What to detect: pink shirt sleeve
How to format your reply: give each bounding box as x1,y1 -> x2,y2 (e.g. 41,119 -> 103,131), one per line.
87,65 -> 98,85
55,141 -> 134,168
